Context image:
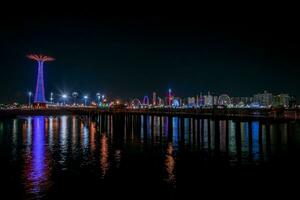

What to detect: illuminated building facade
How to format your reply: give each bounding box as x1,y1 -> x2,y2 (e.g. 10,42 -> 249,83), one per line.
204,92 -> 213,106
272,94 -> 290,107
253,90 -> 273,107
187,97 -> 196,107
152,92 -> 157,106
199,93 -> 205,106
167,89 -> 173,106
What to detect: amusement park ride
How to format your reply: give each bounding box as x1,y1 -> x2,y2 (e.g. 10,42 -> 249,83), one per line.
27,54 -> 55,108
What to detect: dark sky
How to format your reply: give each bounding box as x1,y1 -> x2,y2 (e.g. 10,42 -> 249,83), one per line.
0,8 -> 299,103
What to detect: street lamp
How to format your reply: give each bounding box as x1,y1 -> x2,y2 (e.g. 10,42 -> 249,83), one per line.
96,93 -> 101,105
72,92 -> 79,106
28,91 -> 32,108
84,95 -> 88,106
62,94 -> 67,105
50,92 -> 54,104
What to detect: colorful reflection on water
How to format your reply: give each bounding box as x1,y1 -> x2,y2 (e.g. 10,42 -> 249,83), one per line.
0,115 -> 299,199
23,117 -> 51,199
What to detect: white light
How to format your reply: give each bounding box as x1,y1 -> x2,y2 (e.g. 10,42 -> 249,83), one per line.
84,96 -> 88,99
62,94 -> 67,99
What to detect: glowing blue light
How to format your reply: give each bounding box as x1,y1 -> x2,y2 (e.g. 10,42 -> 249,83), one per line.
96,93 -> 101,100
173,117 -> 179,148
172,99 -> 180,108
252,121 -> 260,161
62,94 -> 67,99
250,102 -> 260,108
34,61 -> 46,103
30,116 -> 46,192
143,96 -> 150,105
83,96 -> 88,106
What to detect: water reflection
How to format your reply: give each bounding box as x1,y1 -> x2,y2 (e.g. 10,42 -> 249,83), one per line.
228,120 -> 237,159
172,118 -> 179,150
48,117 -> 54,149
165,142 -> 176,188
219,120 -> 227,153
82,122 -> 89,154
252,121 -> 260,161
23,116 -> 51,199
0,121 -> 3,144
114,149 -> 121,169
26,117 -> 32,152
0,114 -> 298,199
60,116 -> 68,166
100,134 -> 109,178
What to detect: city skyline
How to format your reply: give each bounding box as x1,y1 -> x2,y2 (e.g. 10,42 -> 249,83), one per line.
4,87 -> 294,109
1,14 -> 300,103
1,7 -> 300,199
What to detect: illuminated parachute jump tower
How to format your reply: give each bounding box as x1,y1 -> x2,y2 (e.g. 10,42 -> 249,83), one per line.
27,54 -> 54,108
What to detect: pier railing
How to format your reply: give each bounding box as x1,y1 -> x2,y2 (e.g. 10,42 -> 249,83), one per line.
1,107 -> 300,121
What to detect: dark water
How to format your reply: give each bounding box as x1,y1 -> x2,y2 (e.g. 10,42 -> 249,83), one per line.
1,115 -> 300,199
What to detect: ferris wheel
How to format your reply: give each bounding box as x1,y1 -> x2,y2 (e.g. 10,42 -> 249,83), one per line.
218,94 -> 231,106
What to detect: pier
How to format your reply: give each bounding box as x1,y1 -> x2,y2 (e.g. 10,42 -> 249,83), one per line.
1,107 -> 299,121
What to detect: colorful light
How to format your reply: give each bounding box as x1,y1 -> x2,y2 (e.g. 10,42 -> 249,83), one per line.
25,116 -> 48,195
27,54 -> 54,107
168,88 -> 173,106
143,95 -> 150,105
50,92 -> 54,103
28,91 -> 32,107
84,95 -> 88,106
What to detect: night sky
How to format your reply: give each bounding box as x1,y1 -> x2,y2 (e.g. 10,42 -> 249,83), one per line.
0,9 -> 299,103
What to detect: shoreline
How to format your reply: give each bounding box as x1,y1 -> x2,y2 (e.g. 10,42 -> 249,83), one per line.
1,107 -> 300,121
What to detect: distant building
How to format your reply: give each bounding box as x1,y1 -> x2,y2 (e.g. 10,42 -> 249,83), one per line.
240,97 -> 253,105
199,92 -> 205,107
204,92 -> 213,106
213,96 -> 218,106
289,95 -> 297,108
152,92 -> 157,106
167,89 -> 174,106
253,90 -> 273,107
187,97 -> 196,107
272,94 -> 290,107
228,96 -> 253,107
157,97 -> 164,106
